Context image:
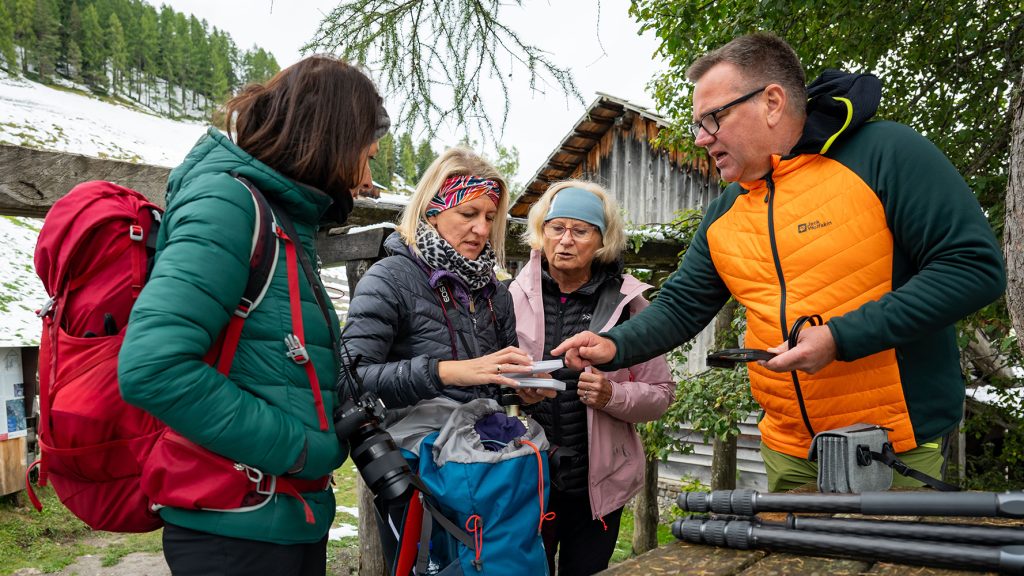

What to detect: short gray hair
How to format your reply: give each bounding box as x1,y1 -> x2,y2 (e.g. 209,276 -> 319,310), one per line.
522,180 -> 626,265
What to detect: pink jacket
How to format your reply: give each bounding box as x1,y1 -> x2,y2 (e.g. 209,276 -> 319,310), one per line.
508,250 -> 675,520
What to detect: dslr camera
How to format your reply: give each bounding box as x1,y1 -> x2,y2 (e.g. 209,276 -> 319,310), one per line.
333,359 -> 416,503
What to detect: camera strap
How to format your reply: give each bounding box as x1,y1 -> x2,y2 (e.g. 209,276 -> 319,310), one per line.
865,442 -> 960,492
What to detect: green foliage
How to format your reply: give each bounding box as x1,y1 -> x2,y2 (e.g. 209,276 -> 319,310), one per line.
0,0 -> 16,71
370,131 -> 396,187
396,131 -> 416,181
305,0 -> 582,136
630,0 -> 1023,227
30,0 -> 58,80
78,2 -> 102,87
106,12 -> 126,92
2,0 -> 276,117
241,45 -> 278,85
493,144 -> 521,196
415,138 -> 436,181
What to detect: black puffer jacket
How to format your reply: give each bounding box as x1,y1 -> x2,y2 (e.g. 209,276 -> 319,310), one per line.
523,262 -> 624,494
342,232 -> 518,410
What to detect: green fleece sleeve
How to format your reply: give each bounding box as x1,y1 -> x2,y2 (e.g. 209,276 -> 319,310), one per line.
602,196 -> 733,370
119,175 -> 306,476
827,122 -> 1006,360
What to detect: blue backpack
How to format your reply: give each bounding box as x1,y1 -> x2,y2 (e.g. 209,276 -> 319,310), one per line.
379,398 -> 551,575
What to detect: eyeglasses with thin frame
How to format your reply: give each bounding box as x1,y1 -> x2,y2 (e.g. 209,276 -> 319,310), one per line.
689,86 -> 767,139
543,222 -> 598,241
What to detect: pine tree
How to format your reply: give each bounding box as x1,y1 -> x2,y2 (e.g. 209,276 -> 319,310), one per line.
173,11 -> 188,110
156,4 -> 174,104
397,132 -> 417,182
13,0 -> 33,72
0,0 -> 16,72
79,2 -> 104,88
415,139 -> 436,180
187,16 -> 209,107
242,46 -> 278,84
206,28 -> 230,105
63,0 -> 81,76
31,0 -> 58,80
136,6 -> 157,103
370,131 -> 396,188
64,36 -> 79,79
106,11 -> 125,94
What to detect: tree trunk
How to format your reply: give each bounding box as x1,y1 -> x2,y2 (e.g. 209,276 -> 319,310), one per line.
710,299 -> 740,490
632,268 -> 675,555
711,434 -> 738,490
1006,68 -> 1024,357
631,455 -> 660,555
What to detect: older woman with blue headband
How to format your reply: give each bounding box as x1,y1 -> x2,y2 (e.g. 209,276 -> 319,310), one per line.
341,147 -> 553,413
509,180 -> 674,576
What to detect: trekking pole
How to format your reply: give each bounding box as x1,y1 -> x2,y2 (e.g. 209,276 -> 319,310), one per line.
763,515 -> 1024,545
672,516 -> 1024,574
678,489 -> 1024,518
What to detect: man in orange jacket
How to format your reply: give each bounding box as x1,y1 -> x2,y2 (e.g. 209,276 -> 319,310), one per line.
553,32 -> 1006,491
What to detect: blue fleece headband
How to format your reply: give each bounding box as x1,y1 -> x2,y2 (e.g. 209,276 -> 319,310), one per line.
544,187 -> 606,235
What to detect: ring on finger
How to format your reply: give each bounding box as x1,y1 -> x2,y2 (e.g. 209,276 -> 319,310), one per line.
496,364 -> 502,374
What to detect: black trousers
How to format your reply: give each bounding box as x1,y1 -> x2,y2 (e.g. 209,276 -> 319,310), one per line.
162,522 -> 328,576
542,488 -> 624,576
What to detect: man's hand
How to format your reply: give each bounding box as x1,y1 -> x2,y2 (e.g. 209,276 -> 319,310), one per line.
550,331 -> 617,371
761,324 -> 837,374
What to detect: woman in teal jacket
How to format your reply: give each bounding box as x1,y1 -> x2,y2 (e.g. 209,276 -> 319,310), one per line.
118,56 -> 388,575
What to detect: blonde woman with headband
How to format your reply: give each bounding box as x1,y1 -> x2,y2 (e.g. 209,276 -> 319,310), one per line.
341,147 -> 553,412
508,180 -> 674,576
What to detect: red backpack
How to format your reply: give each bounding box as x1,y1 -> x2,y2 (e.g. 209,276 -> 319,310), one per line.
28,179 -> 327,532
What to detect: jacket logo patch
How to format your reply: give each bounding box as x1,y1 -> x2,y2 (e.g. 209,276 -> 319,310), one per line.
798,219 -> 833,233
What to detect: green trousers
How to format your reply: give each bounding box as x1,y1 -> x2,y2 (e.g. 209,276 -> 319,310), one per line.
760,440 -> 944,492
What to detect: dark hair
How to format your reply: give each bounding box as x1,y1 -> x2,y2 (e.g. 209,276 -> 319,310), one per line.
687,33 -> 807,118
223,55 -> 382,193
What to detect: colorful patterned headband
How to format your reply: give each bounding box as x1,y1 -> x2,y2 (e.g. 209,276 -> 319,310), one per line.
425,175 -> 501,217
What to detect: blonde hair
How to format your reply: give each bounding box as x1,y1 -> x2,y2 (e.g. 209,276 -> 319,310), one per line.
523,180 -> 626,265
397,147 -> 510,265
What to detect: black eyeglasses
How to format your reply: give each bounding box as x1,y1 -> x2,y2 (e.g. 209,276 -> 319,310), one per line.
689,86 -> 767,139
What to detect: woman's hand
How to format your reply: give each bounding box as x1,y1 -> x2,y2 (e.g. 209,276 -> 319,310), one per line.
577,368 -> 611,409
438,346 -> 533,387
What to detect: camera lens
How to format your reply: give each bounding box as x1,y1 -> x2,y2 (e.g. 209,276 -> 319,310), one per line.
349,424 -> 414,502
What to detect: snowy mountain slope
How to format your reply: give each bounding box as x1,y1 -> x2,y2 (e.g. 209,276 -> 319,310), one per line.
0,72 -> 209,346
0,73 -> 207,166
0,216 -> 44,347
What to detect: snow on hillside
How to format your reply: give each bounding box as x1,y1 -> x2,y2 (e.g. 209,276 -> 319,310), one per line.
0,217 -> 44,347
0,73 -> 209,346
0,73 -> 207,166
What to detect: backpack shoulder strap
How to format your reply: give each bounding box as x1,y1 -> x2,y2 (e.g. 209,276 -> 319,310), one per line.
204,177 -> 280,375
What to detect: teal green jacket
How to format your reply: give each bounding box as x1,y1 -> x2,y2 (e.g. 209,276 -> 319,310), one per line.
119,128 -> 345,544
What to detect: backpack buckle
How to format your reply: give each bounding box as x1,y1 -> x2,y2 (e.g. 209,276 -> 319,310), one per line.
129,224 -> 144,241
37,297 -> 55,318
233,298 -> 255,319
285,334 -> 309,364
